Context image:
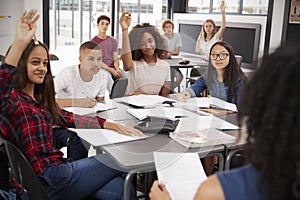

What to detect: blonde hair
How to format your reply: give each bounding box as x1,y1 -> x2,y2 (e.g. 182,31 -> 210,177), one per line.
195,19 -> 217,53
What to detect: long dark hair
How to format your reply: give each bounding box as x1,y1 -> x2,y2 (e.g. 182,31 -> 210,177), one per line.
207,41 -> 247,103
238,41 -> 300,200
128,23 -> 168,60
13,40 -> 63,125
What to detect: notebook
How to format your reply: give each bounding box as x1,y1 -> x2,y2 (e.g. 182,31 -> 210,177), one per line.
115,95 -> 176,108
63,102 -> 116,115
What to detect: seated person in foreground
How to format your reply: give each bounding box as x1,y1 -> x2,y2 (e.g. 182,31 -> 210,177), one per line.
180,41 -> 247,105
54,41 -> 109,108
150,40 -> 300,200
120,6 -> 170,96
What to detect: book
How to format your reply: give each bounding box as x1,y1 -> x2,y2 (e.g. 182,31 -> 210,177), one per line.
169,128 -> 236,148
183,97 -> 238,112
68,128 -> 145,146
153,152 -> 207,200
114,94 -> 176,108
63,102 -> 116,115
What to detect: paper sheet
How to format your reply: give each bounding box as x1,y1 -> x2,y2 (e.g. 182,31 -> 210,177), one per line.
68,128 -> 144,146
127,107 -> 185,120
63,102 -> 116,115
154,152 -> 207,200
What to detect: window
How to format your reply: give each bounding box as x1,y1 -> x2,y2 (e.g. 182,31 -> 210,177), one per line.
187,0 -> 269,15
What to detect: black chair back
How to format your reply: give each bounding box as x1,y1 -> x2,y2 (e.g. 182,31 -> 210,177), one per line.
110,78 -> 128,99
0,138 -> 49,200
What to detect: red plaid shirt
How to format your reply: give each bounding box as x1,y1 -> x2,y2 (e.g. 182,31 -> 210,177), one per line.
0,64 -> 106,176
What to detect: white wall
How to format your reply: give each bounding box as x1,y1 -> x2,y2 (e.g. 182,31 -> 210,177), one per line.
0,0 -> 42,56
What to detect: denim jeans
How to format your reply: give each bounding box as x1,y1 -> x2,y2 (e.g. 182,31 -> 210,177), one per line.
40,155 -> 134,200
52,128 -> 88,160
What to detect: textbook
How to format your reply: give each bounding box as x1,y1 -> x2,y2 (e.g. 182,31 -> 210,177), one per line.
183,97 -> 238,112
154,152 -> 207,200
63,102 -> 116,115
115,94 -> 176,108
169,128 -> 235,148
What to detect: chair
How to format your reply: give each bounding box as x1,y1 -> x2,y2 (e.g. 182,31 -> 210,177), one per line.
235,55 -> 243,67
110,78 -> 128,99
0,55 -> 4,62
50,54 -> 59,61
0,138 -> 49,200
185,67 -> 202,86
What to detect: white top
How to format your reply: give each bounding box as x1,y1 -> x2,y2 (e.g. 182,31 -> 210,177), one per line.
54,65 -> 109,99
197,33 -> 220,57
162,32 -> 182,52
126,58 -> 171,95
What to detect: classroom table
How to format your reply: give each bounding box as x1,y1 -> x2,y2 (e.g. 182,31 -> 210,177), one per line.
84,100 -> 236,200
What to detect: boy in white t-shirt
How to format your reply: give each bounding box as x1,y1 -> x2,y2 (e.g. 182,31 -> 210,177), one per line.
54,41 -> 109,108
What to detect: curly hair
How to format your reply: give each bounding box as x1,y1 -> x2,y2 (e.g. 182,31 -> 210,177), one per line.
206,41 -> 247,103
128,23 -> 168,60
238,41 -> 300,200
13,40 -> 63,125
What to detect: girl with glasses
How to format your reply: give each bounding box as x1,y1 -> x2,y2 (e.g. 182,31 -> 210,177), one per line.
180,41 -> 247,106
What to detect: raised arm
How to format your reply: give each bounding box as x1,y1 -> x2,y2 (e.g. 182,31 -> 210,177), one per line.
119,5 -> 134,71
217,0 -> 226,40
5,9 -> 39,67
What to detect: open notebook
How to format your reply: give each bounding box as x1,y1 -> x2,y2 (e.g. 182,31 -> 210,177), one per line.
154,152 -> 207,200
170,128 -> 236,148
63,102 -> 116,115
127,107 -> 186,120
183,97 -> 238,112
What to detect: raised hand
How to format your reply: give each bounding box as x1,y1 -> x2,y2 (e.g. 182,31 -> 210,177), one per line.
119,5 -> 131,31
16,9 -> 39,44
220,0 -> 226,13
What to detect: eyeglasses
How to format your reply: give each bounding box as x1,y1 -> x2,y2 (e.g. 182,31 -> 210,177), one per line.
210,53 -> 229,60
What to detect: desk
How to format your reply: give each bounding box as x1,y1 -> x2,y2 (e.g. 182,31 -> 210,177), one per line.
92,101 -> 228,200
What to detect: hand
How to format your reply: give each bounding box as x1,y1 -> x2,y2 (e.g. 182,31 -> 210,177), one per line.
119,5 -> 131,31
149,180 -> 171,200
113,69 -> 123,79
16,9 -> 39,44
220,0 -> 226,13
177,91 -> 191,102
104,122 -> 147,137
73,98 -> 97,108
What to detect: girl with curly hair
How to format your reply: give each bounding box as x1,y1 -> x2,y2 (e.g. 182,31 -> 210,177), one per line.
120,6 -> 170,96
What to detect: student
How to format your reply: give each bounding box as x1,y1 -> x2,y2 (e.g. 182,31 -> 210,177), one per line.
180,41 -> 247,105
162,19 -> 183,90
195,0 -> 226,60
91,15 -> 124,93
54,41 -> 109,108
0,9 -> 145,199
150,41 -> 300,200
120,6 -> 170,96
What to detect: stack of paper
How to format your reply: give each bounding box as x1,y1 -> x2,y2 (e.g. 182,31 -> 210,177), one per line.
127,107 -> 185,120
154,152 -> 207,200
170,128 -> 236,148
115,95 -> 176,108
63,102 -> 116,115
68,128 -> 145,146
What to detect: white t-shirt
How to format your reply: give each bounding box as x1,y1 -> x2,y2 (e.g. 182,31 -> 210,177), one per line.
162,32 -> 182,52
198,33 -> 220,57
126,58 -> 171,95
54,65 -> 109,99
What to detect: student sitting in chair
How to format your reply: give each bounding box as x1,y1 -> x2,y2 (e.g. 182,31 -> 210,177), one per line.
54,41 -> 109,108
150,40 -> 300,200
0,9 -> 145,199
120,6 -> 170,96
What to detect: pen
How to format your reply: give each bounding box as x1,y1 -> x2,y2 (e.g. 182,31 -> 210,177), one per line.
174,116 -> 188,118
